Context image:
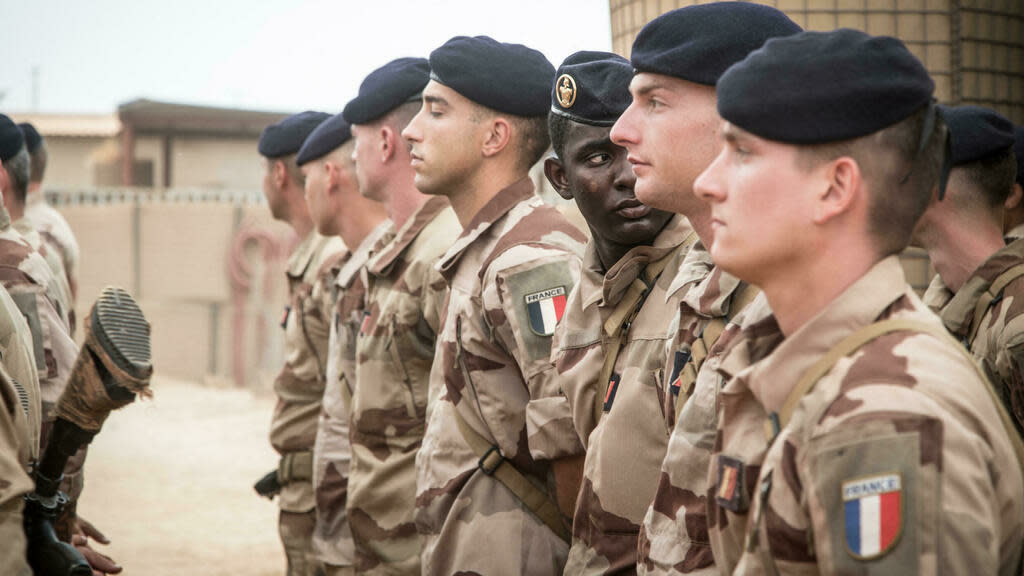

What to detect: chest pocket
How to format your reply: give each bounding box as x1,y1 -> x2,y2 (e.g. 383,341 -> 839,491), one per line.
386,313 -> 434,420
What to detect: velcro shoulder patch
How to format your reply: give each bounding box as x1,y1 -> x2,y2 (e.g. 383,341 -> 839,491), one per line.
502,260 -> 575,362
809,429 -> 928,573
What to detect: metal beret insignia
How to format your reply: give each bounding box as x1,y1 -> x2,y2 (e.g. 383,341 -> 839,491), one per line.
556,74 -> 577,109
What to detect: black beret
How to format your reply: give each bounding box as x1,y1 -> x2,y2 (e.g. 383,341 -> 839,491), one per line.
343,58 -> 430,125
17,123 -> 43,153
296,113 -> 352,166
429,36 -> 555,117
939,105 -> 1015,166
1015,125 -> 1024,186
259,111 -> 330,158
631,2 -> 801,86
718,29 -> 934,144
0,115 -> 25,162
551,51 -> 632,127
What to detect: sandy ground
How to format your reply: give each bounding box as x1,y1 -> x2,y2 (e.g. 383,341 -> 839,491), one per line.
76,376 -> 286,576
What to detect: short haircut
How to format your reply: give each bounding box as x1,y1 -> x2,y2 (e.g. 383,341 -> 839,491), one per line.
547,110 -> 572,160
268,153 -> 304,188
797,106 -> 947,257
379,100 -> 421,134
2,147 -> 30,205
28,140 -> 47,183
511,114 -> 552,171
472,103 -> 551,171
955,148 -> 1017,208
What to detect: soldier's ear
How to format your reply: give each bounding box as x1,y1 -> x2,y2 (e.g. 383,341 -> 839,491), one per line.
544,156 -> 573,200
272,159 -> 288,190
481,117 -> 512,159
814,156 -> 861,225
1005,183 -> 1023,211
380,125 -> 398,164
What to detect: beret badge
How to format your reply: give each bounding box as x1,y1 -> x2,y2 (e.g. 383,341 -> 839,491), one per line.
556,74 -> 577,109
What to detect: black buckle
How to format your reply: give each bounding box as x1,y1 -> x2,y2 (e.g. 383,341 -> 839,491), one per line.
478,445 -> 504,476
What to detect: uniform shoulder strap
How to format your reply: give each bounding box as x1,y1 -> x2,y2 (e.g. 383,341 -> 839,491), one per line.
968,263 -> 1024,346
764,318 -> 1024,484
451,405 -> 570,542
593,252 -> 674,425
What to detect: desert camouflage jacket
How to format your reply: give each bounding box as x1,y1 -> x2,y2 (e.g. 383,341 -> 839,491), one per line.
349,197 -> 458,574
25,191 -> 80,288
270,231 -> 346,512
550,215 -> 696,576
709,256 -> 1024,575
638,243 -> 761,576
415,178 -> 587,576
922,237 -> 1024,436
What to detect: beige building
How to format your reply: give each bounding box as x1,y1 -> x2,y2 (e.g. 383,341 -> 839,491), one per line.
610,0 -> 1024,290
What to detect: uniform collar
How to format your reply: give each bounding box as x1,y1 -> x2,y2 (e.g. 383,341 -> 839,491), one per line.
593,214 -> 695,307
437,177 -> 535,281
336,221 -> 391,289
286,231 -> 320,279
933,237 -> 1024,339
367,196 -> 450,277
665,241 -> 714,301
719,256 -> 909,416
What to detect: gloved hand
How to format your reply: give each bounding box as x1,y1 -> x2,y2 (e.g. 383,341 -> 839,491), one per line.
254,469 -> 282,499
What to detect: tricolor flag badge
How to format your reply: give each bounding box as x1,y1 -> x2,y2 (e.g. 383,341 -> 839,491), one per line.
669,349 -> 691,397
360,310 -> 372,336
843,473 -> 902,559
525,286 -> 567,336
715,455 -> 747,512
603,373 -> 620,412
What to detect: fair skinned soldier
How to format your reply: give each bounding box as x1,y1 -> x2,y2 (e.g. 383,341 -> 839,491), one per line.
297,113 -> 391,576
912,106 -> 1024,435
603,5 -> 801,574
342,58 -> 459,574
256,111 -> 347,576
403,36 -> 588,576
1002,126 -> 1024,240
696,29 -> 1023,574
18,123 -> 80,312
0,115 -> 120,575
541,51 -> 693,576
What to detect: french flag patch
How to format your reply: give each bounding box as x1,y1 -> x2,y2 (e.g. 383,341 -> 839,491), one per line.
843,473 -> 902,559
525,287 -> 567,336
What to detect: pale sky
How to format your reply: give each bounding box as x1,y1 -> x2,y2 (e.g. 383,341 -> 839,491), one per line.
1,0 -> 613,115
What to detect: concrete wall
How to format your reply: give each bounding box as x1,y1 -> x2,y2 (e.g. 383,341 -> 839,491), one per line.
59,193 -> 293,390
170,137 -> 264,190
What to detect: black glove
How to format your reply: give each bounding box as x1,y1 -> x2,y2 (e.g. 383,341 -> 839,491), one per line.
254,469 -> 282,499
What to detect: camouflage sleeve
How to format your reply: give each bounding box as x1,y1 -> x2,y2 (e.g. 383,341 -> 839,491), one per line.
994,329 -> 1024,436
0,368 -> 33,576
483,245 -> 583,461
801,381 -> 1020,574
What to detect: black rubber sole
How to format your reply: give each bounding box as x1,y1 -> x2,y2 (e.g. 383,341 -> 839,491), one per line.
90,286 -> 152,380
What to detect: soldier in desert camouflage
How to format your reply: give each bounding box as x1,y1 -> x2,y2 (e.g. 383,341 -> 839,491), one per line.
0,281 -> 43,576
697,29 -> 1023,574
299,111 -> 392,576
598,5 -> 800,574
403,35 -> 588,575
18,123 -> 80,322
914,105 -> 1024,436
342,57 -> 459,575
256,111 -> 347,576
541,51 -> 693,576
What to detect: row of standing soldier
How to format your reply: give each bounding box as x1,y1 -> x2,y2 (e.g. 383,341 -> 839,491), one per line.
256,4 -> 1024,575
